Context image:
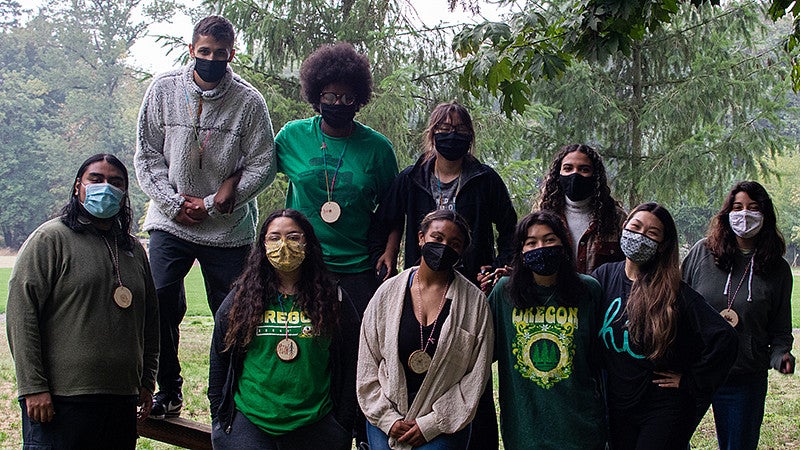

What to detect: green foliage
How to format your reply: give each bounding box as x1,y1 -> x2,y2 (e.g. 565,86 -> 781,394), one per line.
460,2 -> 795,208
0,0 -> 22,30
760,153 -> 800,264
0,1 -> 177,248
455,0 -> 800,114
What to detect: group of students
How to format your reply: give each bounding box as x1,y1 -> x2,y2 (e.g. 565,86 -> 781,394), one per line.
5,14 -> 794,450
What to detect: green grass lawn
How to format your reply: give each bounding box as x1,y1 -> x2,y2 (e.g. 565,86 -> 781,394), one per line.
1,266 -> 800,448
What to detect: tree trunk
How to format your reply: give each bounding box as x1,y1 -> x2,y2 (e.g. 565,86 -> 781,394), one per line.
628,43 -> 644,208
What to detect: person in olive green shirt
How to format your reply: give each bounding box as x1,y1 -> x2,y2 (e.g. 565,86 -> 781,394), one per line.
7,154 -> 159,449
487,211 -> 606,450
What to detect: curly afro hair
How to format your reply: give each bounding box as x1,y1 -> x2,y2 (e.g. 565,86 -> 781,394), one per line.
300,42 -> 373,113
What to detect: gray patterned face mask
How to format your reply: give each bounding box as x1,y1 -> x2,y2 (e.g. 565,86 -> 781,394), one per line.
620,228 -> 659,264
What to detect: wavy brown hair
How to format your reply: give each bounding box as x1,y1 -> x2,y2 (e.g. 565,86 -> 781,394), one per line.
537,144 -> 621,237
705,181 -> 786,274
421,101 -> 476,163
506,211 -> 587,308
224,209 -> 340,352
624,203 -> 682,361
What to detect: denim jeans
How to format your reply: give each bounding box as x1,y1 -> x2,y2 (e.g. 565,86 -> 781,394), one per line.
711,372 -> 768,450
148,230 -> 250,393
212,410 -> 351,450
366,420 -> 471,450
20,395 -> 138,449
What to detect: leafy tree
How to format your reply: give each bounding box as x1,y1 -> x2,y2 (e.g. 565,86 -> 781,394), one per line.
760,153 -> 800,264
0,0 -> 176,248
454,0 -> 800,113
457,2 -> 795,208
0,0 -> 23,30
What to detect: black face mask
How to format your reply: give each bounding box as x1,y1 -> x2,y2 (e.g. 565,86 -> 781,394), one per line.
522,245 -> 565,276
434,132 -> 472,161
194,58 -> 228,83
421,242 -> 461,272
320,103 -> 357,130
558,173 -> 596,202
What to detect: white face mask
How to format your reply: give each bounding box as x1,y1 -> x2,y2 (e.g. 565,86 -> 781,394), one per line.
728,210 -> 763,239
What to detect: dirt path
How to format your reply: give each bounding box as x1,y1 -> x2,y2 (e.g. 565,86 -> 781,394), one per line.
0,256 -> 15,269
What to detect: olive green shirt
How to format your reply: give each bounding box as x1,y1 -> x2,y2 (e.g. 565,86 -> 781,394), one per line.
7,218 -> 159,397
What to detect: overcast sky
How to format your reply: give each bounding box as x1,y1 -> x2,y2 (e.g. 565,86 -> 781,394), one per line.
15,0 -> 505,74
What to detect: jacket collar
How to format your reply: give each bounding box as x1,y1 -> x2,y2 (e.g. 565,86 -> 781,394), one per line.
184,60 -> 234,100
409,153 -> 487,191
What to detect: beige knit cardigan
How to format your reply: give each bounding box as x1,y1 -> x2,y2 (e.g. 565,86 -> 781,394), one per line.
357,267 -> 494,449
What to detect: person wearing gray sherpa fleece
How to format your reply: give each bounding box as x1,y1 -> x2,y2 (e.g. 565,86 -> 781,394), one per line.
134,15 -> 275,419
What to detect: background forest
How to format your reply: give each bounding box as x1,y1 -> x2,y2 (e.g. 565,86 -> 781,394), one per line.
1,0 -> 799,263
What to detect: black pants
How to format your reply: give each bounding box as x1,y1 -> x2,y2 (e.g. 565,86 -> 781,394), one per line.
609,387 -> 696,450
20,395 -> 138,449
212,411 -> 351,450
332,269 -> 379,446
148,230 -> 250,393
467,380 -> 499,450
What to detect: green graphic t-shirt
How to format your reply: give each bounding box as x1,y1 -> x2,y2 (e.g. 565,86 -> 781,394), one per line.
234,295 -> 332,435
488,275 -> 606,450
276,116 -> 398,273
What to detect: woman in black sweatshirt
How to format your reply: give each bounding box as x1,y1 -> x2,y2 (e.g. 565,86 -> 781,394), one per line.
592,202 -> 737,449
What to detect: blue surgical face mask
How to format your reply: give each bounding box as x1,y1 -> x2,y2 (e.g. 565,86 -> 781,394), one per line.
81,183 -> 125,219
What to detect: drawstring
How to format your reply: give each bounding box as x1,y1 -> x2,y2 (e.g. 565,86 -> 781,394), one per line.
723,257 -> 754,302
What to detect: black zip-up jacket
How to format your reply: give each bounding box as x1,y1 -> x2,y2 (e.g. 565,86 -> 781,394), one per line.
374,154 -> 517,282
208,286 -> 361,434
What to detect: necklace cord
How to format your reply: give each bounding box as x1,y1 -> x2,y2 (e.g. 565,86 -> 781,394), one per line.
413,271 -> 449,353
100,234 -> 123,288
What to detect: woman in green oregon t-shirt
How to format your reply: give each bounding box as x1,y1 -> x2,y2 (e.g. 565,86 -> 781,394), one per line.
487,210 -> 606,450
208,209 -> 360,450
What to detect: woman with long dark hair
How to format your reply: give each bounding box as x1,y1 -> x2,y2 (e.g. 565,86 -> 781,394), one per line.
8,154 -> 158,448
358,210 -> 493,450
488,211 -> 606,449
535,144 -> 626,274
376,100 -> 516,286
682,181 -> 794,449
208,209 -> 360,449
593,203 -> 737,449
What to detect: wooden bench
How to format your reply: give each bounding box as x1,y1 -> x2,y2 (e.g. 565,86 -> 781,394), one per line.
138,416 -> 212,450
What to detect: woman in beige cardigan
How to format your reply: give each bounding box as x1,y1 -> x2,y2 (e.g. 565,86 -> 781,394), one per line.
357,209 -> 494,450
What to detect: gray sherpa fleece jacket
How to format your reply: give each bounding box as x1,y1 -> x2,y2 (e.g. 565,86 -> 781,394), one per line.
135,61 -> 275,247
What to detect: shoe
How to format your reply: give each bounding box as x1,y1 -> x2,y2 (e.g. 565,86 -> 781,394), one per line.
150,390 -> 182,419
